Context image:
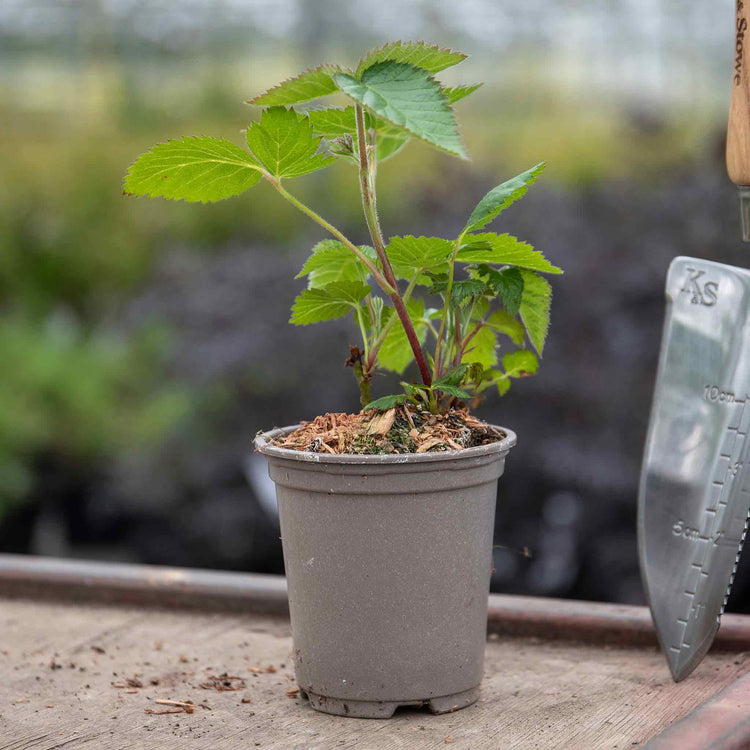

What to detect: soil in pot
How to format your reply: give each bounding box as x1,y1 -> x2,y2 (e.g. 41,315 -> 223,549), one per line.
270,405 -> 505,456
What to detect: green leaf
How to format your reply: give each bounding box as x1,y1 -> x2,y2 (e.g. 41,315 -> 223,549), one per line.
248,65 -> 342,106
369,296 -> 384,333
487,310 -> 525,347
425,272 -> 449,295
295,240 -> 374,288
434,383 -> 471,399
443,83 -> 483,104
385,236 -> 453,280
308,106 -> 358,137
378,298 -> 427,374
246,107 -> 335,179
502,349 -> 539,378
477,265 -> 524,315
451,279 -> 486,308
434,364 -> 468,388
290,280 -> 371,325
376,131 -> 410,161
356,41 -> 467,76
518,270 -> 552,355
333,62 -> 467,158
497,377 -> 511,396
362,393 -> 409,411
458,233 -> 562,274
462,325 -> 498,368
401,381 -> 426,397
464,163 -> 545,233
123,137 -> 263,203
472,297 -> 490,319
486,350 -> 538,398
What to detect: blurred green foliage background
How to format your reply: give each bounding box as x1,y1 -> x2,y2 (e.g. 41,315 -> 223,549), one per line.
0,1 -> 743,596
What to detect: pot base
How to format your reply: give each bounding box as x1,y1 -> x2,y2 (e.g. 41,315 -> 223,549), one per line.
300,686 -> 480,719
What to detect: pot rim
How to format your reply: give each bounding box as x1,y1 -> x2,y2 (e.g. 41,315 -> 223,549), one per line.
254,423 -> 516,465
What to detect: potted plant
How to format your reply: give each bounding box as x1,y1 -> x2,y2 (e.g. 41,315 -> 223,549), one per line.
124,41 -> 562,719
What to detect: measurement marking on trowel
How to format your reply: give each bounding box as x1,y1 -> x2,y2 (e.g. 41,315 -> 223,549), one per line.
675,394 -> 750,654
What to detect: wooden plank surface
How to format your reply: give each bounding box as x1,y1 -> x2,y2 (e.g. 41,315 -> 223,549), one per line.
0,598 -> 747,749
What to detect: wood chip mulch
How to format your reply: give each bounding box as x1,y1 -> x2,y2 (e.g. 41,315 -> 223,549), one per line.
145,699 -> 203,715
199,673 -> 246,692
270,405 -> 504,455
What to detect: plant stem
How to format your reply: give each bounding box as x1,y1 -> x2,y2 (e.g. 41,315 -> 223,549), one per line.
355,105 -> 388,260
352,356 -> 372,407
354,105 -> 432,387
269,178 -> 396,295
433,231 -> 466,380
365,274 -> 419,373
355,306 -> 370,361
461,319 -> 486,357
476,372 -> 507,394
453,307 -> 462,368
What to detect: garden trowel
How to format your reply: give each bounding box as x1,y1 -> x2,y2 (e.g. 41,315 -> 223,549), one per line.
638,1 -> 750,683
638,257 -> 750,681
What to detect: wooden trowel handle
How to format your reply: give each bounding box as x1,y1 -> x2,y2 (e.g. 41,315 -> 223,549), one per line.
728,1 -> 750,185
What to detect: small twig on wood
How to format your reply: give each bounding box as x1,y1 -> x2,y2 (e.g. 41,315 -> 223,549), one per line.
154,699 -> 193,707
145,698 -> 196,715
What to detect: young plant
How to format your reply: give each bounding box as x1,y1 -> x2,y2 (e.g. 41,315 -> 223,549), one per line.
124,41 -> 562,414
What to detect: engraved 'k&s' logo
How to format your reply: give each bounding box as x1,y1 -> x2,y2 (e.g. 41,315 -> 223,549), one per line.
680,268 -> 719,307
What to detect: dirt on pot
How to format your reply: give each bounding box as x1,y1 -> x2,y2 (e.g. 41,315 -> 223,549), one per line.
269,406 -> 505,455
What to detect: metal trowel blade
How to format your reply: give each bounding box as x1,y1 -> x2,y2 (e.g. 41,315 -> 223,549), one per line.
638,256 -> 750,682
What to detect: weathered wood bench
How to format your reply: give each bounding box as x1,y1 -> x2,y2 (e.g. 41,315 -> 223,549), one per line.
0,554 -> 747,749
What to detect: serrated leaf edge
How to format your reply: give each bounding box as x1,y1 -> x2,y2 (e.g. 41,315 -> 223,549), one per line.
464,162 -> 546,233
356,40 -> 468,77
247,64 -> 346,106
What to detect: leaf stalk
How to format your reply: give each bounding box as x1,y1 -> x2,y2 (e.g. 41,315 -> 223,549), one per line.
269,177 -> 396,295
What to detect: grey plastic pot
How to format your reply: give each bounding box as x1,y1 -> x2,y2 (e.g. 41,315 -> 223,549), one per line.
254,424 -> 516,719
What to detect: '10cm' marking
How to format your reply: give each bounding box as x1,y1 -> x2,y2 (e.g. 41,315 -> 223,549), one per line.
704,385 -> 736,403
